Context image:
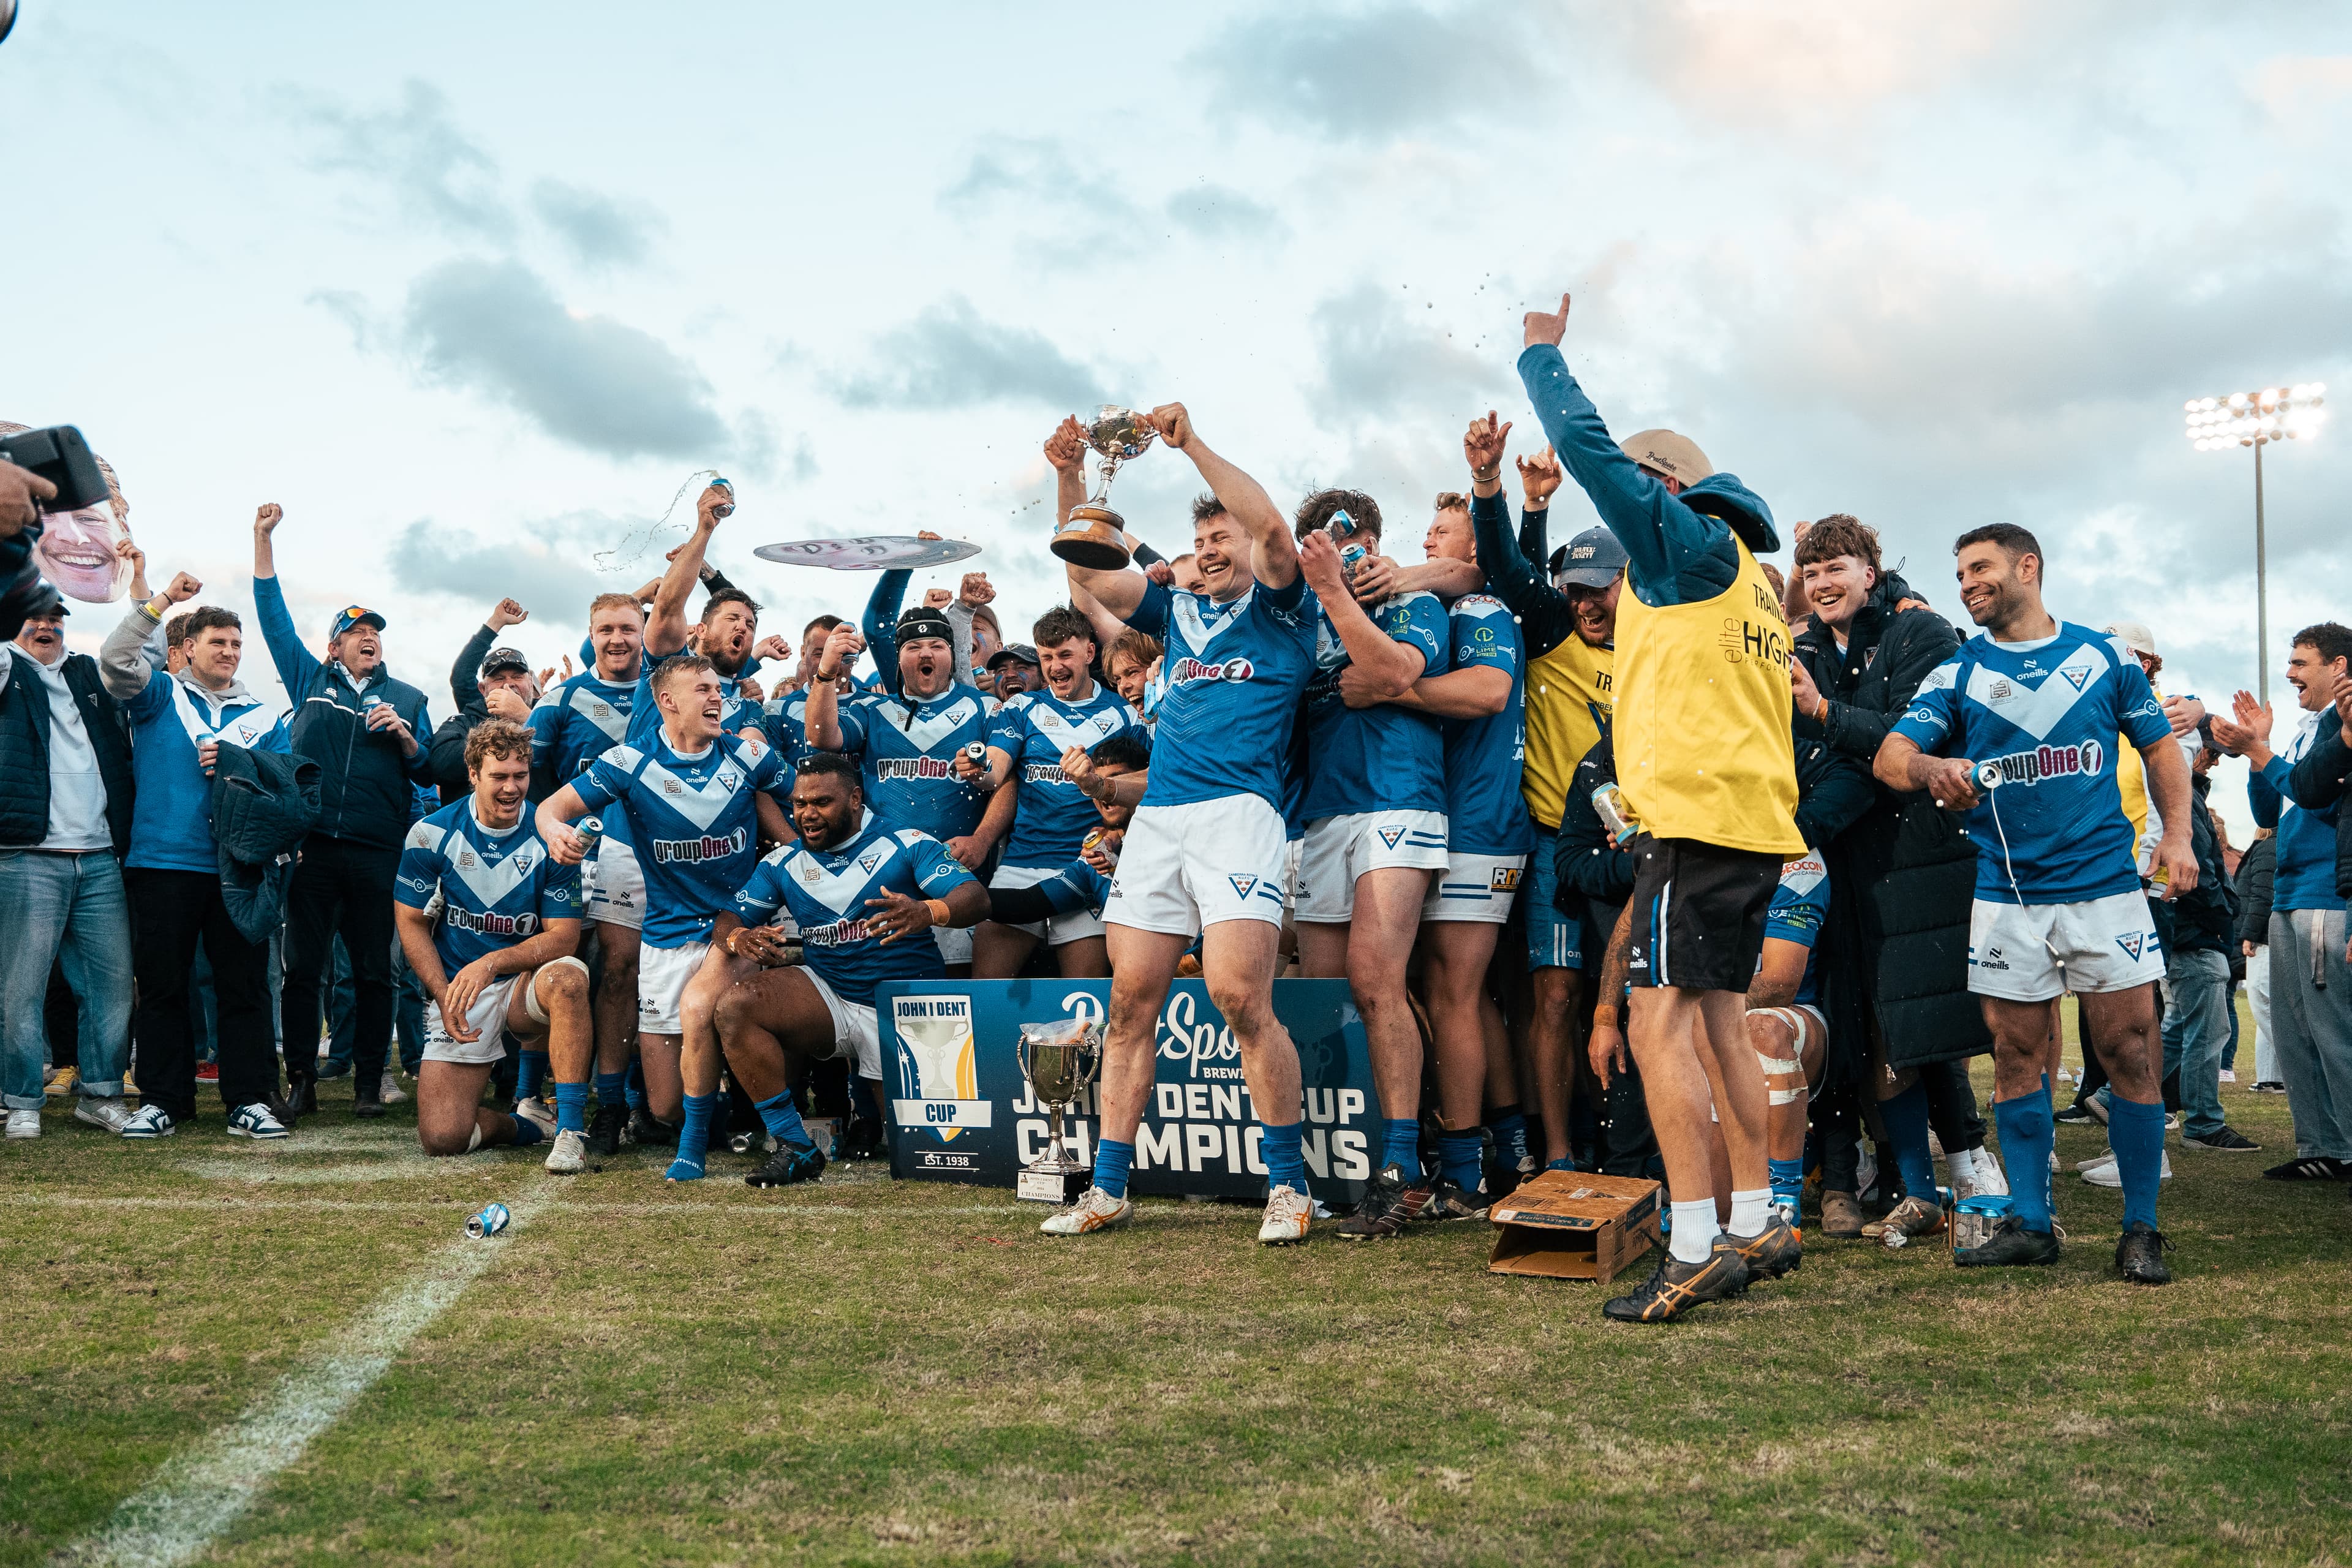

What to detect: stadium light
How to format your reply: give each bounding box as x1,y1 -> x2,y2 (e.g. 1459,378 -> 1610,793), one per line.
2184,381 -> 2325,703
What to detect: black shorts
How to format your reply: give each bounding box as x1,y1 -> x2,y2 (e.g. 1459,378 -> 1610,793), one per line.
1624,834 -> 1782,993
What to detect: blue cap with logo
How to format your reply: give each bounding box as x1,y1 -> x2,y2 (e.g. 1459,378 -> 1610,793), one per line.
1550,526 -> 1630,589
331,605 -> 387,638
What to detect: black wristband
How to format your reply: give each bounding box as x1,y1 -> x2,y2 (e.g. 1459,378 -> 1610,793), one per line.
1131,541 -> 1166,567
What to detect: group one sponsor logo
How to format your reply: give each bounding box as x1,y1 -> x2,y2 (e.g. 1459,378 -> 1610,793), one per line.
876,756 -> 958,781
1985,739 -> 2105,787
445,907 -> 538,939
1021,762 -> 1067,784
650,827 -> 748,864
1169,655 -> 1254,687
802,916 -> 875,948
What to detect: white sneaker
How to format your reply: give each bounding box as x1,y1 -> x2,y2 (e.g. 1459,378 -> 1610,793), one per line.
545,1128 -> 588,1174
1257,1183 -> 1313,1246
1945,1145 -> 1977,1193
6,1108 -> 40,1139
515,1097 -> 558,1134
2219,1068 -> 2237,1084
2081,1150 -> 2171,1186
379,1072 -> 408,1104
226,1102 -> 290,1140
1966,1145 -> 2009,1197
119,1104 -> 178,1139
74,1098 -> 135,1134
1039,1186 -> 1134,1235
2076,1147 -> 2116,1172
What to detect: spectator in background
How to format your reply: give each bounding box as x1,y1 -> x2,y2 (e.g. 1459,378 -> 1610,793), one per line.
252,502 -> 434,1119
0,586 -> 135,1139
2237,827 -> 2283,1093
2156,737 -> 2258,1153
427,598 -> 538,804
101,576 -> 293,1139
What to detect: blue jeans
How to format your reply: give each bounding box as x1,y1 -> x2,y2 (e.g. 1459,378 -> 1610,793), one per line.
2161,946 -> 2233,1140
0,850 -> 133,1109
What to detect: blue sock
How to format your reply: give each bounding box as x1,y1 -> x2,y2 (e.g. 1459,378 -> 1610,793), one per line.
624,1060 -> 647,1114
595,1070 -> 626,1111
554,1082 -> 589,1134
1381,1117 -> 1421,1176
1261,1121 -> 1307,1194
507,1114 -> 544,1147
1438,1131 -> 1482,1191
1879,1082 -> 1939,1202
1488,1106 -> 1529,1167
1093,1137 -> 1135,1200
1768,1156 -> 1805,1207
1993,1088 -> 2056,1232
754,1089 -> 814,1152
516,1050 -> 548,1099
2107,1093 -> 2166,1230
667,1091 -> 717,1180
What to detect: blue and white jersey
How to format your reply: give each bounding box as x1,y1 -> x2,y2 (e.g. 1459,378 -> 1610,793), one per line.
530,670 -> 636,788
731,812 -> 977,1007
1300,589 -> 1449,823
1763,850 -> 1831,1009
1891,622 -> 2170,905
760,687 -> 817,797
571,729 -> 788,947
836,682 -> 993,840
1017,857 -> 1114,921
1124,576 -> 1319,813
988,685 -> 1145,869
116,669 -> 286,874
1438,592 -> 1532,857
396,801 -> 581,974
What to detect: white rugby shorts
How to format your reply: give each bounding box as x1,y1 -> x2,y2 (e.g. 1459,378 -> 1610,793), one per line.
1293,810 -> 1449,923
992,862 -> 1106,946
584,838 -> 644,933
1420,851 -> 1528,925
1102,795 -> 1290,937
802,966 -> 883,1079
933,922 -> 973,967
1969,891 -> 2165,1003
636,938 -> 713,1036
423,972 -> 545,1066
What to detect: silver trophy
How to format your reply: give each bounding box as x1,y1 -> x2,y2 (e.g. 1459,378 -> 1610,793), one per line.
1015,1019 -> 1102,1203
1051,406 -> 1159,570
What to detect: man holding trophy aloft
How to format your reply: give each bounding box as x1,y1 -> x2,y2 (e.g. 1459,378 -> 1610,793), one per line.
1039,403 -> 1326,1245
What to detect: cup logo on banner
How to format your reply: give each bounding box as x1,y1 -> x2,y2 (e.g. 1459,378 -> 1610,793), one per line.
891,995 -> 992,1142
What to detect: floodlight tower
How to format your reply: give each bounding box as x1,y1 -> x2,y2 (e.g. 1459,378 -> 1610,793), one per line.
2184,383 -> 2326,703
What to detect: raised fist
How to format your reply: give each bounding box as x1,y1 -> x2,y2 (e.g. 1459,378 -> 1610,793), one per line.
254,502 -> 283,534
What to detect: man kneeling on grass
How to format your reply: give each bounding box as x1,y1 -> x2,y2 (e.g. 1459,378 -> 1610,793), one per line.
699,753 -> 989,1188
395,720 -> 594,1170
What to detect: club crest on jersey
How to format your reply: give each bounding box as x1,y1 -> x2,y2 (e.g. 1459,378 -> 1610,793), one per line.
591,702 -> 612,717
1229,874 -> 1259,900
2060,666 -> 2090,690
2116,932 -> 2147,961
1377,825 -> 1406,850
1171,656 -> 1254,687
1984,739 -> 2103,786
858,850 -> 884,874
718,772 -> 739,790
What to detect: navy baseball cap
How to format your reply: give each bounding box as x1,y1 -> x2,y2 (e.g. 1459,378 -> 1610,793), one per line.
480,646 -> 531,679
987,642 -> 1041,670
331,605 -> 386,638
1551,526 -> 1629,589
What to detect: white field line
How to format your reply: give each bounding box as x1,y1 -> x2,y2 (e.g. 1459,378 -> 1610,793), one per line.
60,1186 -> 548,1568
20,1192 -> 1200,1219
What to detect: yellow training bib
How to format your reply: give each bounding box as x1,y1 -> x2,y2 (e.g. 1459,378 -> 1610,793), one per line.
1612,536 -> 1804,856
1522,634 -> 1614,831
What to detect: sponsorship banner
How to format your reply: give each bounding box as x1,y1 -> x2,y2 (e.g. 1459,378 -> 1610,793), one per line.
881,979 -> 1379,1205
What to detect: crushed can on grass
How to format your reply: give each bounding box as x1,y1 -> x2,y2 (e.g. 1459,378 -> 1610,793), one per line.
466,1201 -> 511,1239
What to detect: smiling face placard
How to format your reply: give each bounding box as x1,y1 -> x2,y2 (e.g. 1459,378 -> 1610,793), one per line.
0,420 -> 133,603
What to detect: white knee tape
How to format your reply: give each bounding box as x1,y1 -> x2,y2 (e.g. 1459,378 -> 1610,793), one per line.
466,1122 -> 483,1153
1756,1050 -> 1803,1076
1768,1086 -> 1807,1106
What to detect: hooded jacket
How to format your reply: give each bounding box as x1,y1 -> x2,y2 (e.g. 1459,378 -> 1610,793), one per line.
210,742 -> 322,944
2234,833 -> 2276,948
101,605 -> 289,872
2169,772 -> 2234,956
253,575 -> 432,850
1792,570 -> 1991,1074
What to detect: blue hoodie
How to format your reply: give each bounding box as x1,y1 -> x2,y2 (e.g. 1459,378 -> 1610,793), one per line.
100,605 -> 288,873
1516,344 -> 1777,609
2249,706 -> 2351,913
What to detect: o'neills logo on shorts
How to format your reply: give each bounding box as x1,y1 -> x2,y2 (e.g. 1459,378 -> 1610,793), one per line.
876,756 -> 956,780
650,827 -> 747,864
445,907 -> 537,938
1170,656 -> 1254,685
801,917 -> 872,947
1986,739 -> 2105,787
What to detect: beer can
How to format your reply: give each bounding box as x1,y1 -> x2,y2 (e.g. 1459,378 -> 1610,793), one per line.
1593,783 -> 1639,847
1339,542 -> 1368,584
1082,827 -> 1106,854
573,815 -> 605,857
466,1201 -> 511,1239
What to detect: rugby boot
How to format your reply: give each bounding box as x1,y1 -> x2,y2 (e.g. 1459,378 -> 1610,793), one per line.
1861,1193 -> 1946,1241
1422,1177 -> 1491,1222
1040,1186 -> 1134,1236
583,1101 -> 630,1160
1953,1214 -> 2061,1268
628,1107 -> 677,1148
1602,1241 -> 1751,1323
745,1141 -> 827,1188
1257,1183 -> 1314,1245
1727,1216 -> 1803,1281
513,1096 -> 557,1136
2114,1221 -> 2174,1285
1817,1189 -> 1865,1238
1334,1163 -> 1433,1240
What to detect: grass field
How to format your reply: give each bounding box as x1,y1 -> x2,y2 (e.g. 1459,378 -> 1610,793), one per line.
6,1047 -> 2351,1567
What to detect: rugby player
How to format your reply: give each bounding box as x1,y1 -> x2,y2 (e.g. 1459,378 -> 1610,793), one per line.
1879,524 -> 2194,1283
538,654 -> 791,1183
530,590 -> 648,1157
1517,290 -> 1806,1322
962,605 -> 1146,979
1039,403 -> 1323,1245
977,734 -> 1147,929
396,722 -> 593,1170
701,753 -> 989,1188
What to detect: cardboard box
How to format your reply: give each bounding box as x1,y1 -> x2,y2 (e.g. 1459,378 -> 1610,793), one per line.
1487,1170 -> 1663,1284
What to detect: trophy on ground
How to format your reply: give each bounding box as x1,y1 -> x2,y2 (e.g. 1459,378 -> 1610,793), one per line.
1015,1019 -> 1102,1203
1050,406 -> 1158,570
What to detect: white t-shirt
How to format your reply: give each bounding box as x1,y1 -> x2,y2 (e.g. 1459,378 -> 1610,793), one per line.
1,642 -> 111,852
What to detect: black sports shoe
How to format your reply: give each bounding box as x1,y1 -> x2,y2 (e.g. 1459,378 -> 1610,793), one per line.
265,1093 -> 303,1132
745,1141 -> 827,1188
2115,1220 -> 2173,1285
2182,1126 -> 2261,1152
584,1101 -> 630,1160
842,1115 -> 886,1161
1953,1214 -> 2061,1268
352,1085 -> 385,1120
1334,1163 -> 1433,1240
2263,1155 -> 2349,1181
1727,1216 -> 1803,1281
2052,1101 -> 2097,1125
1602,1241 -> 1750,1322
627,1107 -> 676,1148
1423,1177 -> 1491,1221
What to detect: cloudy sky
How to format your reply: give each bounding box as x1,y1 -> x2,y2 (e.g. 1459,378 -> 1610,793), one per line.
9,1 -> 2350,834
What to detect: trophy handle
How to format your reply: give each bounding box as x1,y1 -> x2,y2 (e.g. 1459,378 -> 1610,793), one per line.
1016,1033 -> 1035,1090
1076,1029 -> 1102,1091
